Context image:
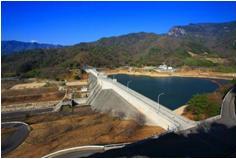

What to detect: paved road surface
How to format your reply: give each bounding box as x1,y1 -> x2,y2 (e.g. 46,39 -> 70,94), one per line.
217,86 -> 236,127
1,122 -> 30,155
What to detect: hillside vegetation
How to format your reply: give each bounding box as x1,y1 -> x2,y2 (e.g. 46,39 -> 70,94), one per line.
2,21 -> 236,79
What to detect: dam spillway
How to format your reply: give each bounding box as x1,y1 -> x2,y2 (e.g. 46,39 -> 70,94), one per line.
85,69 -> 196,131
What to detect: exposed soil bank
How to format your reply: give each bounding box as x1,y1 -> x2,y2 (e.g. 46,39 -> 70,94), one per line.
105,69 -> 235,80
173,105 -> 196,121
174,105 -> 188,115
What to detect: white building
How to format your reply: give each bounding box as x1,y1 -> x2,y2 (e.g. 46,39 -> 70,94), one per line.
158,64 -> 168,70
156,64 -> 175,72
80,87 -> 88,92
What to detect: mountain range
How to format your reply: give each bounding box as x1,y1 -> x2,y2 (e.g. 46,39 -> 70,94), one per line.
2,21 -> 236,79
1,40 -> 63,54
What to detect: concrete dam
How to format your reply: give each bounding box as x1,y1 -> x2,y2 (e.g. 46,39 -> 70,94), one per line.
86,69 -> 196,131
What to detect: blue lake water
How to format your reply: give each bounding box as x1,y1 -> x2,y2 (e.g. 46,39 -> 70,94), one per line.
109,74 -> 228,110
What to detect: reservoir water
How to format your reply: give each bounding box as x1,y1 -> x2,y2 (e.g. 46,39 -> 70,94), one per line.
109,74 -> 228,110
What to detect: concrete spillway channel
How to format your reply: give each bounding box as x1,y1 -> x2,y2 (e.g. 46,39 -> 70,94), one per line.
1,122 -> 31,156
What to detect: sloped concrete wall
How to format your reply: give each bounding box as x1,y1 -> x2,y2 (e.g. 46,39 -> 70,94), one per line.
90,89 -> 146,124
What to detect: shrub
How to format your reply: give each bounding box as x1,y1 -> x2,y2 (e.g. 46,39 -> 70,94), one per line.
184,57 -> 216,67
24,69 -> 41,78
187,94 -> 220,120
214,65 -> 236,73
231,78 -> 236,85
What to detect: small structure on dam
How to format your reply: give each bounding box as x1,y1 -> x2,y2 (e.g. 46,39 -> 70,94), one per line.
85,68 -> 196,131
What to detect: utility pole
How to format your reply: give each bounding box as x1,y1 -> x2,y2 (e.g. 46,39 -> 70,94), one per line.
157,92 -> 165,112
127,80 -> 132,88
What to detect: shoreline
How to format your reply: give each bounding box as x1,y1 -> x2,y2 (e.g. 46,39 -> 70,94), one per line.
105,70 -> 235,80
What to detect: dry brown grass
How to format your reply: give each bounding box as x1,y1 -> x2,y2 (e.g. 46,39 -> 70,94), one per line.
10,82 -> 46,90
2,87 -> 59,97
4,106 -> 165,158
1,87 -> 64,105
1,80 -> 30,90
182,110 -> 197,121
66,80 -> 88,86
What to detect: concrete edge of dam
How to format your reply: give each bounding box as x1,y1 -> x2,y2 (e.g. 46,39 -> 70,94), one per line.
85,68 -> 197,131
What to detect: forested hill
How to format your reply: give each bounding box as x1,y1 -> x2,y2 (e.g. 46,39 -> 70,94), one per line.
1,40 -> 63,54
2,21 -> 236,79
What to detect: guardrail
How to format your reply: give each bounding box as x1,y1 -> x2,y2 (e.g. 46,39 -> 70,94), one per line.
43,143 -> 129,158
2,121 -> 30,128
43,145 -> 105,158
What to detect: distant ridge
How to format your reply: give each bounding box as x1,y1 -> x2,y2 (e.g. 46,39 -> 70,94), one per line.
1,40 -> 64,54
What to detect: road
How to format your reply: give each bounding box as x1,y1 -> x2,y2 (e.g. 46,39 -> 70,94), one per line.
217,86 -> 236,127
1,122 -> 30,156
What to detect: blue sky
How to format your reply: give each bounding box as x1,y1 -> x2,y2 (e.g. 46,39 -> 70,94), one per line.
2,1 -> 236,45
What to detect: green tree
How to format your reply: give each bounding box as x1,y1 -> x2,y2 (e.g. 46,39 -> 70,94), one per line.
187,94 -> 220,120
